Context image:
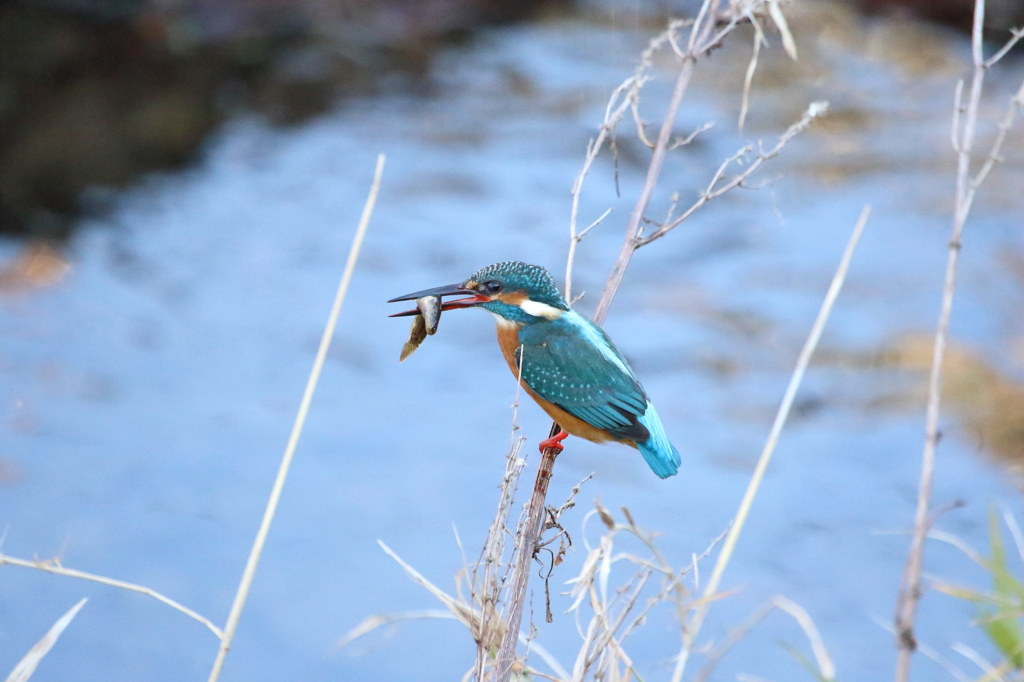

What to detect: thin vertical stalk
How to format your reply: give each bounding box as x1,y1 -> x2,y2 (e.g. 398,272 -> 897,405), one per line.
672,206 -> 869,682
207,154 -> 385,682
893,2 -> 988,678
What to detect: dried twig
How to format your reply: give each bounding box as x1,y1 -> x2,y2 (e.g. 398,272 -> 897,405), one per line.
0,553 -> 221,638
494,419 -> 565,679
637,100 -> 828,248
893,1 -> 1024,677
207,154 -> 385,682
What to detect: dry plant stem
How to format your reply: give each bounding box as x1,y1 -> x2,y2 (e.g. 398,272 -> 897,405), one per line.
494,421 -> 562,681
562,509 -> 731,681
0,553 -> 222,638
673,205 -> 870,682
593,0 -> 725,325
207,154 -> 385,682
473,353 -> 528,678
894,1 -> 1024,677
593,56 -> 697,325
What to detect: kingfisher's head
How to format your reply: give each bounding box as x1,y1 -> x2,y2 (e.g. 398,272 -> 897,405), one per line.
389,261 -> 568,325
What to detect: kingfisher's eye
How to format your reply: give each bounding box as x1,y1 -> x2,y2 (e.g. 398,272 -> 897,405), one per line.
483,280 -> 502,294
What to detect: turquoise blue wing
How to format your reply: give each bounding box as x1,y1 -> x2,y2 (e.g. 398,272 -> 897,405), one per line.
515,314 -> 649,442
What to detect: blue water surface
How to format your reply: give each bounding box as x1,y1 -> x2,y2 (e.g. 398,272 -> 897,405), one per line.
2,8 -> 1022,682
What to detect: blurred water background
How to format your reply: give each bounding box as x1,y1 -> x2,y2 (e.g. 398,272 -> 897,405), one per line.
1,0 -> 1022,680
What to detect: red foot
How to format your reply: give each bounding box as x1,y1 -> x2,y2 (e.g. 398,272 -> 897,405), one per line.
538,430 -> 569,454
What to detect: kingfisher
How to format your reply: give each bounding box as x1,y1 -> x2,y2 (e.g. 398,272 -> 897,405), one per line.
388,261 -> 681,479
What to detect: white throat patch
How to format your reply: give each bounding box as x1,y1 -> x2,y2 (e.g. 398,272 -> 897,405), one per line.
489,311 -> 519,329
519,299 -> 563,320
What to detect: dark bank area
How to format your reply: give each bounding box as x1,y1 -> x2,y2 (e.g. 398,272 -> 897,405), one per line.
1,0 -> 1021,240
0,0 -> 566,239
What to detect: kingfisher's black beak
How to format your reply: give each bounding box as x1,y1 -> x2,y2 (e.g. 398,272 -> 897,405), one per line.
387,283 -> 490,317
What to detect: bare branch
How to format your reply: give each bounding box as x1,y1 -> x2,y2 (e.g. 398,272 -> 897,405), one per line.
984,27 -> 1024,68
951,79 -> 965,152
669,122 -> 715,151
566,76 -> 637,302
969,76 -> 1024,193
0,553 -> 221,638
638,101 -> 829,248
577,208 -> 613,242
592,55 -> 698,324
892,1 -> 1024,677
471,346 -> 529,677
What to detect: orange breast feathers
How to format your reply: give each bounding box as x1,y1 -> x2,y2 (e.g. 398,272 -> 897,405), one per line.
494,323 -> 624,446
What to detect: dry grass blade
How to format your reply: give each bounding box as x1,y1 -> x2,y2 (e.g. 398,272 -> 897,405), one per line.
738,13 -> 766,132
767,0 -> 798,61
1001,510 -> 1024,566
673,205 -> 870,682
693,596 -> 835,682
926,530 -> 988,567
378,540 -> 483,634
337,610 -> 458,650
773,596 -> 836,679
558,506 -> 732,681
0,553 -> 221,638
952,643 -> 1010,682
522,642 -> 572,682
6,598 -> 87,682
207,153 -> 385,682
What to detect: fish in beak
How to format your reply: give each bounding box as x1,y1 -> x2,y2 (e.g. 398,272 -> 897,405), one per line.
388,282 -> 491,361
387,283 -> 490,317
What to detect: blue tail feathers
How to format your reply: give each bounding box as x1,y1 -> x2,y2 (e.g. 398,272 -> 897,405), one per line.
636,403 -> 681,479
